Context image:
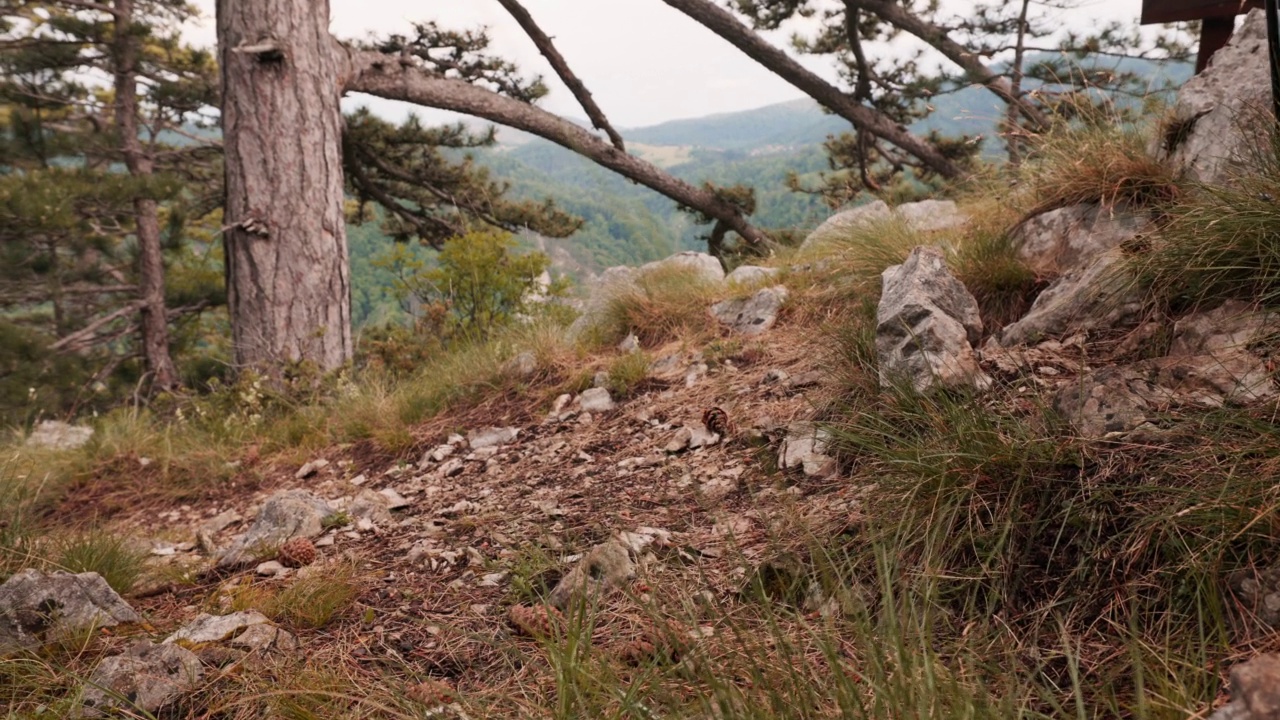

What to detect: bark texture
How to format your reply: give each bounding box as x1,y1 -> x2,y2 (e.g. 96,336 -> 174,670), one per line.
217,0 -> 352,374
113,0 -> 178,389
347,52 -> 776,251
661,0 -> 963,179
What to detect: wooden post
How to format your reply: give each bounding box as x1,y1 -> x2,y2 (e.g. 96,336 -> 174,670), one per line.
1269,0 -> 1280,120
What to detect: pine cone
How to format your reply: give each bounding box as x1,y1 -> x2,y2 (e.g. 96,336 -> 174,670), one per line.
617,638 -> 658,666
276,537 -> 317,568
406,678 -> 456,707
507,604 -> 564,638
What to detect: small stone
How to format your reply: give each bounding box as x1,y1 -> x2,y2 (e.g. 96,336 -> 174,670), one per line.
378,488 -> 411,509
295,458 -> 329,480
25,420 -> 94,451
503,351 -> 538,378
579,387 -> 616,413
549,541 -> 636,609
549,394 -> 573,415
255,561 -> 286,577
468,426 -> 519,450
762,369 -> 789,384
618,333 -> 640,353
438,458 -> 465,478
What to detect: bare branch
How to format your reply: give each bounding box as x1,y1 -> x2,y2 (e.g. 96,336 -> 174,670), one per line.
848,0 -> 1051,132
660,0 -> 962,179
49,300 -> 145,354
494,0 -> 626,152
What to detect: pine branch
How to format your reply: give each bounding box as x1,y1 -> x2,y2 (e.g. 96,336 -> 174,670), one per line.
494,0 -> 626,152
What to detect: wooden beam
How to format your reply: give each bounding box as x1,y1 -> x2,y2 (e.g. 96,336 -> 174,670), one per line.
1141,0 -> 1262,25
1197,15 -> 1238,71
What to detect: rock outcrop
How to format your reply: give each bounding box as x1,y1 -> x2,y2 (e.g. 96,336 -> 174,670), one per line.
76,641 -> 202,718
999,249 -> 1143,346
1208,654 -> 1280,720
710,286 -> 787,336
1156,9 -> 1271,187
876,246 -> 990,392
1012,203 -> 1148,276
0,570 -> 140,654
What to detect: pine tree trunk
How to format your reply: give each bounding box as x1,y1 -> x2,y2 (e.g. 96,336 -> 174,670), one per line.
216,0 -> 352,375
113,0 -> 179,390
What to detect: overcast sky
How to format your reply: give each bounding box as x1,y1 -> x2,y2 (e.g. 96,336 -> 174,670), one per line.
188,0 -> 1157,128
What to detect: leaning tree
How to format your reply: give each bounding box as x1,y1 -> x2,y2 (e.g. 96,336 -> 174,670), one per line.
217,0 -> 992,375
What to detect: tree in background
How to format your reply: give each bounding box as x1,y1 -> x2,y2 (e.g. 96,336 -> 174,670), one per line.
343,109 -> 582,247
376,229 -> 560,341
665,0 -> 1193,206
0,0 -> 220,407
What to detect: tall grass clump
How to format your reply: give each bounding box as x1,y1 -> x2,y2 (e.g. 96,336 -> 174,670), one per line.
814,307 -> 1280,714
590,264 -> 726,346
51,531 -> 147,594
1136,123 -> 1280,311
1023,123 -> 1179,214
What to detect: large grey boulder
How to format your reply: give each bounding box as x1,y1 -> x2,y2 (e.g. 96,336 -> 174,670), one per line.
999,249 -> 1143,346
216,490 -> 333,569
1156,9 -> 1271,186
567,252 -> 725,341
26,420 -> 94,451
800,200 -> 891,251
711,285 -> 788,336
726,264 -> 781,285
876,246 -> 991,392
0,570 -> 140,654
1013,204 -> 1149,276
468,426 -> 519,450
76,641 -> 201,718
895,199 -> 967,233
1208,654 -> 1280,720
640,251 -> 725,284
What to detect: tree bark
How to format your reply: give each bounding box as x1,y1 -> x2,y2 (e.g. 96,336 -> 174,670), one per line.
660,0 -> 962,179
347,52 -> 777,251
113,0 -> 179,390
217,0 -> 352,374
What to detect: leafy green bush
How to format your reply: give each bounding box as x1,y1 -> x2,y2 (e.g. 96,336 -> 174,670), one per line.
374,229 -> 565,341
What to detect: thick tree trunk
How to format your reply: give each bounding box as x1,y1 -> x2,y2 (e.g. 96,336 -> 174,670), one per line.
113,0 -> 179,390
347,53 -> 777,251
661,0 -> 963,179
217,0 -> 352,375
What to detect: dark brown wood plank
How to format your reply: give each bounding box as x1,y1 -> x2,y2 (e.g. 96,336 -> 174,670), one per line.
1142,0 -> 1262,25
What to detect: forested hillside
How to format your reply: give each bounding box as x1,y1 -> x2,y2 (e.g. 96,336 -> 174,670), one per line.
461,54 -> 1192,277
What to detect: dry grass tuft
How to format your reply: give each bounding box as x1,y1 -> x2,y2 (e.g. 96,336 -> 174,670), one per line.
1024,124 -> 1179,213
